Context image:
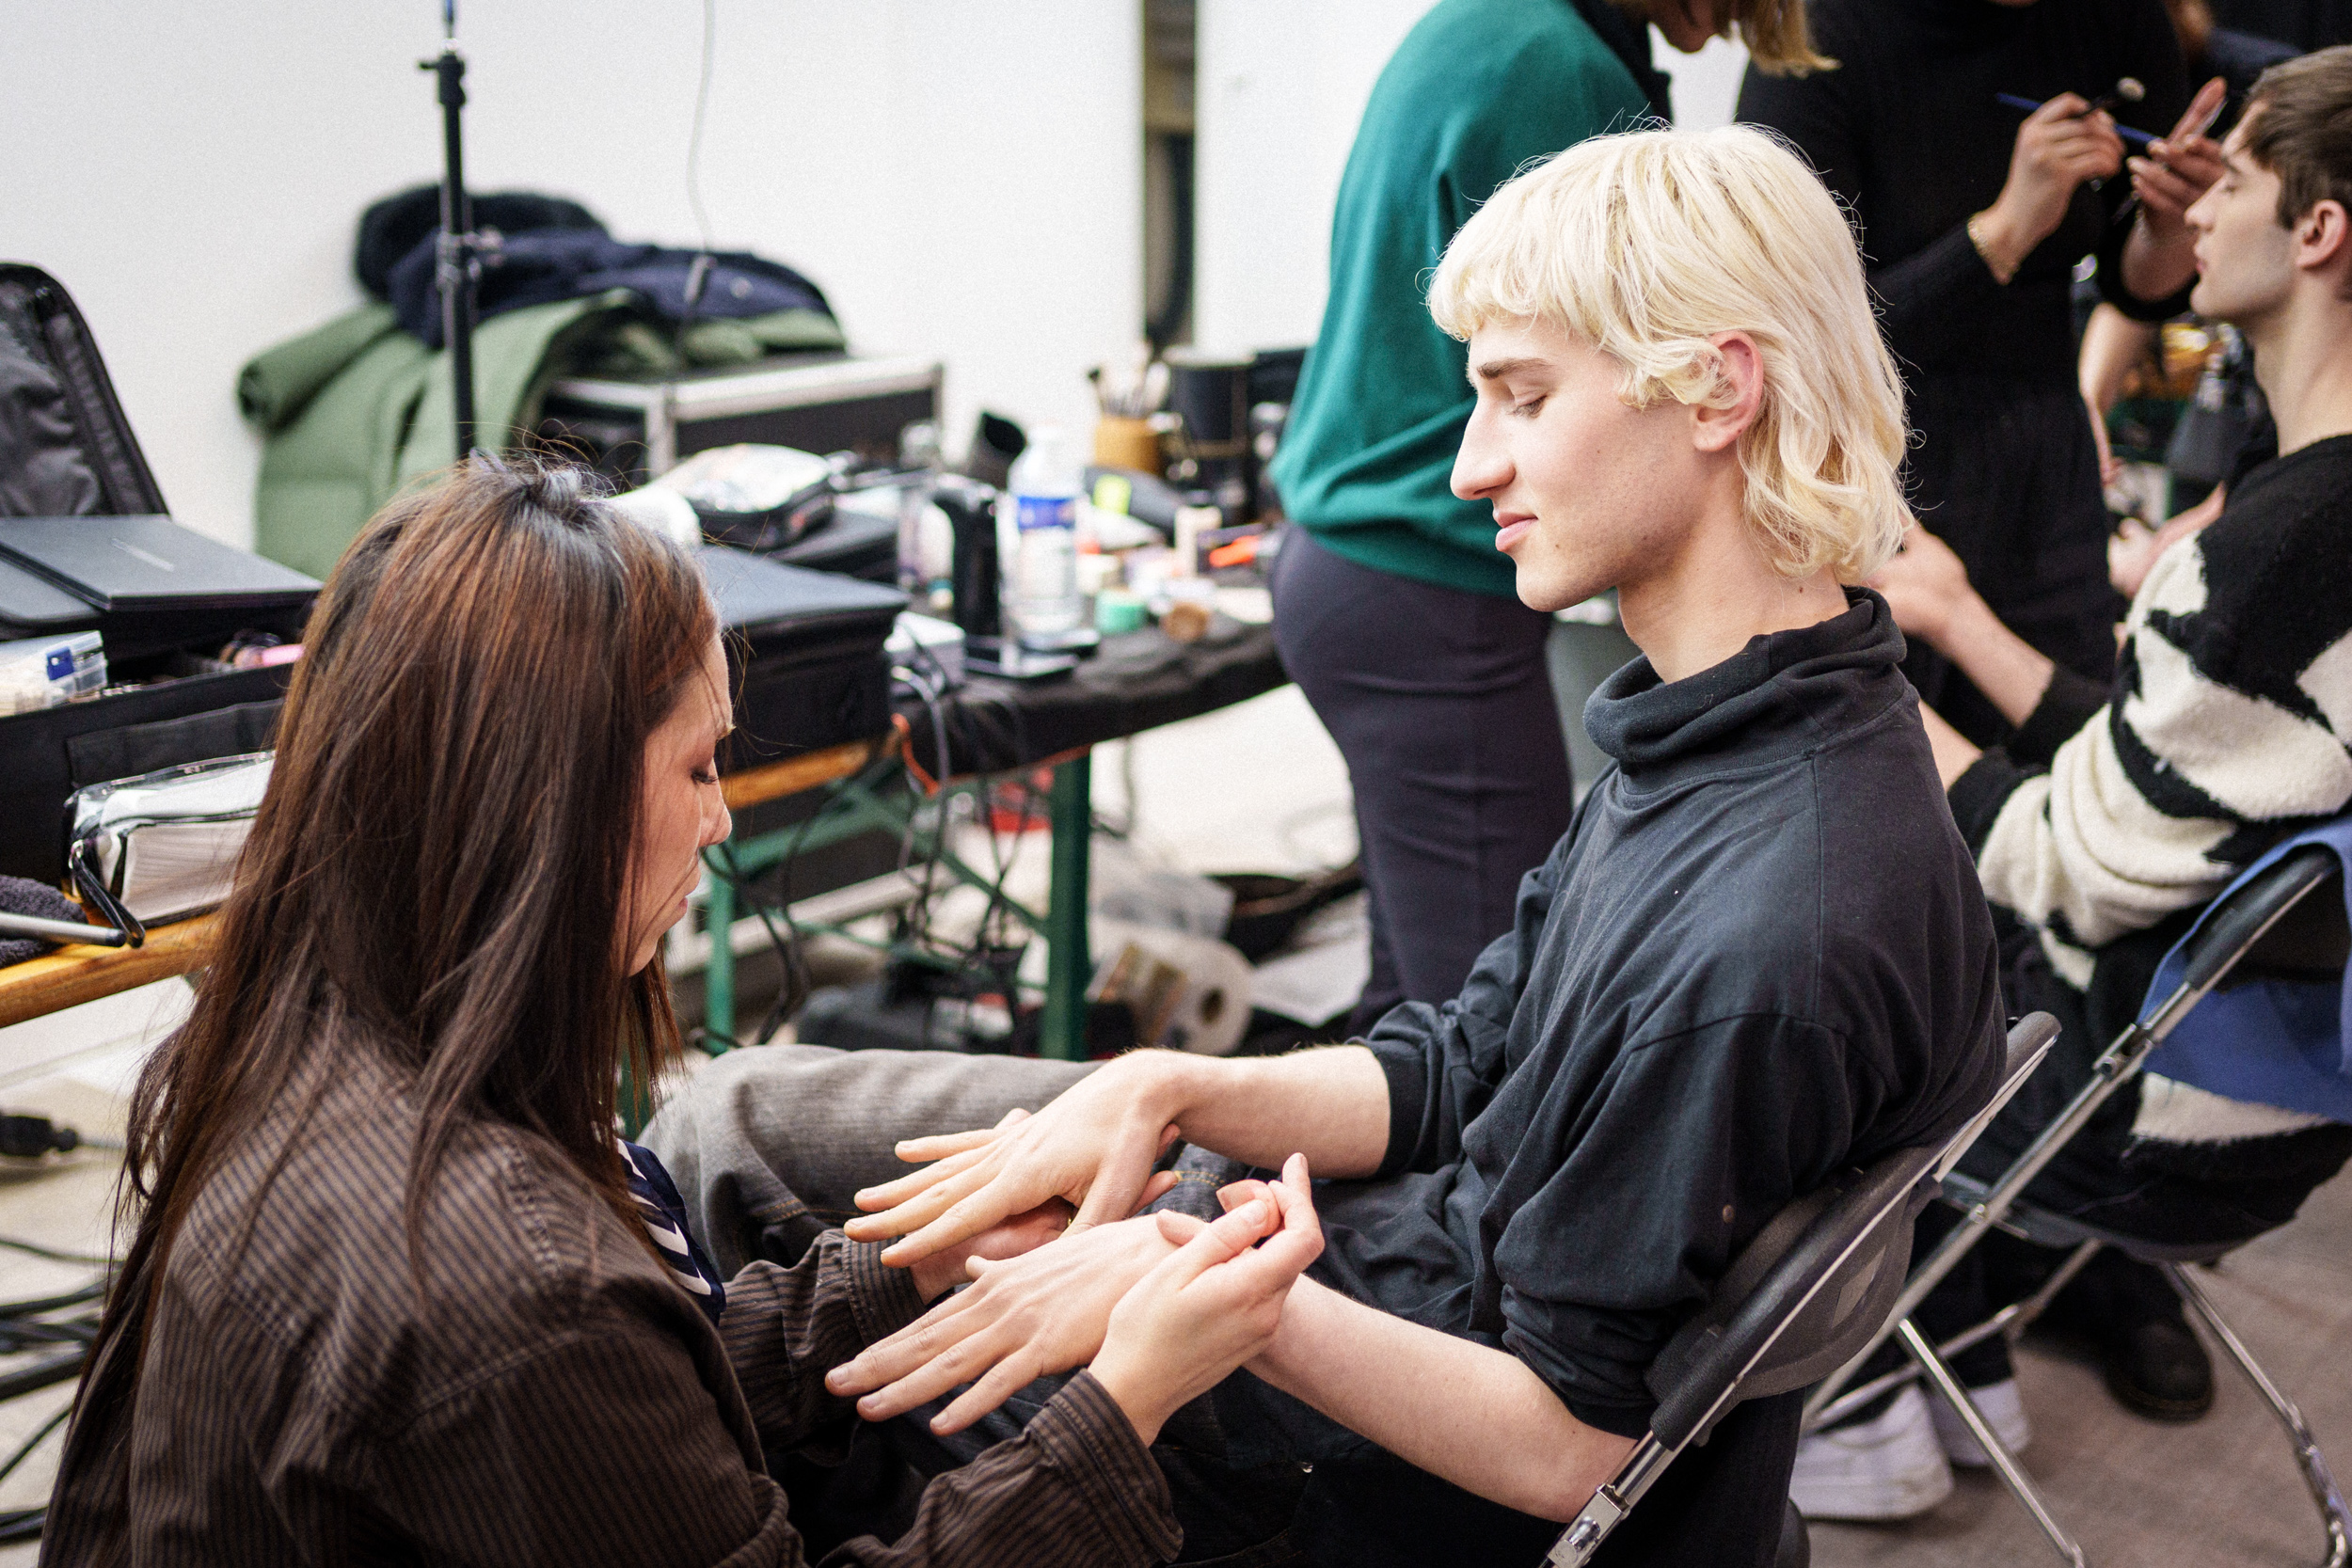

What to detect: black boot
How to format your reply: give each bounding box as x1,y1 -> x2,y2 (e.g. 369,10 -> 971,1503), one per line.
2047,1250 -> 2216,1421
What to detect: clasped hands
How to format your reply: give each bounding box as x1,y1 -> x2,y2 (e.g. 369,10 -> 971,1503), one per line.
824,1066 -> 1322,1444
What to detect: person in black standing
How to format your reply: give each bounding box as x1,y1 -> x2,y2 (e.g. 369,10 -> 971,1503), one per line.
1740,0 -> 2225,744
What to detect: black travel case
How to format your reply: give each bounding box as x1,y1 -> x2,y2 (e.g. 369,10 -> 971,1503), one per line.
1,262 -> 313,887
696,544 -> 905,772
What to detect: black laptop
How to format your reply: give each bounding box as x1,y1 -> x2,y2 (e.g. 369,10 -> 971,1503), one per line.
0,515 -> 319,613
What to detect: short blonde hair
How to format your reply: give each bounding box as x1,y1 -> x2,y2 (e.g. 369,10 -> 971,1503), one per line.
1429,125 -> 1909,583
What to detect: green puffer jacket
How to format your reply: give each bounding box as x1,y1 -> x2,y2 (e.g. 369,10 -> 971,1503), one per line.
238,298 -> 843,578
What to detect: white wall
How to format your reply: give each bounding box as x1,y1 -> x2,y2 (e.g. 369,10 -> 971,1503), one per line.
1662,33 -> 1752,131
1190,0 -> 1436,357
1192,1 -> 1749,356
0,1 -> 1141,550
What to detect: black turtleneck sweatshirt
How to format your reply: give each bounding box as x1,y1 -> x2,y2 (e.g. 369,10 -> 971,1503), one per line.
1317,591 -> 2004,1447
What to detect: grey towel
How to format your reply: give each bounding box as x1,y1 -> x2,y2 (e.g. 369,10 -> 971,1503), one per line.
0,875 -> 82,966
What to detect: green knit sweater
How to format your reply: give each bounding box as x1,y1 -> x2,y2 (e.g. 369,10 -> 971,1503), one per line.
1267,0 -> 1653,597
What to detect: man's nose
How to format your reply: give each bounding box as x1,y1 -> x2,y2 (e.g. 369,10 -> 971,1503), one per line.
1453,409 -> 1509,499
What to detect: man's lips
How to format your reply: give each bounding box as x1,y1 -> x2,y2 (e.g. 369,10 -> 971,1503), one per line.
1494,515 -> 1536,553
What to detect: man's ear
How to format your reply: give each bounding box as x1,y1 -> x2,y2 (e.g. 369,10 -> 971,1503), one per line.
2294,198 -> 2350,275
1692,332 -> 1765,455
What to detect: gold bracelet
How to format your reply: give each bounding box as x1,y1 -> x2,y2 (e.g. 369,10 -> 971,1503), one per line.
1967,213 -> 2017,286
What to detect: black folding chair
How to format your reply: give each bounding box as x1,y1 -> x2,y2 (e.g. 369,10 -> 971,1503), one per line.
1802,842 -> 2352,1568
1548,1012 -> 2062,1567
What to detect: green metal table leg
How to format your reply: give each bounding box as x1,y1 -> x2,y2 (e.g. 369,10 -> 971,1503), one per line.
1039,754 -> 1093,1061
701,851 -> 738,1051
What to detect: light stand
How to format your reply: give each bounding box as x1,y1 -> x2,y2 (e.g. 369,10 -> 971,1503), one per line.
422,0 -> 480,456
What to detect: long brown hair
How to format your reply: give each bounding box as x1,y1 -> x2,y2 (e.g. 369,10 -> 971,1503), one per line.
80,455 -> 716,1412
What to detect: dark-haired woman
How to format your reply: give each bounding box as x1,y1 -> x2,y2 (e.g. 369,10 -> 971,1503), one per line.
40,459 -> 1322,1566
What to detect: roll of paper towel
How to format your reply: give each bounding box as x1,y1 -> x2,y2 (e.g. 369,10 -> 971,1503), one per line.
1089,918 -> 1253,1057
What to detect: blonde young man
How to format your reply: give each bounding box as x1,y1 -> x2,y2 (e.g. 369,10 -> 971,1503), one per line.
648,128 -> 2004,1568
1268,0 -> 1826,1037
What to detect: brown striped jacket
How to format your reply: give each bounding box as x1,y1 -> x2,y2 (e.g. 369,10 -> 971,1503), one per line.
41,1037 -> 1177,1566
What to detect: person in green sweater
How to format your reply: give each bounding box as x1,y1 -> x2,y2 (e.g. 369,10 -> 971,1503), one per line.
1269,0 -> 1823,1028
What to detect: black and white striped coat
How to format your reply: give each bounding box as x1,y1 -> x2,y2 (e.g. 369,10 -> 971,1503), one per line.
1950,434 -> 2352,1143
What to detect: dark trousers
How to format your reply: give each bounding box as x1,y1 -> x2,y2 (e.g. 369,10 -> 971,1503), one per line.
1882,919 -> 2352,1391
898,1148 -> 1802,1568
1270,529 -> 1574,1029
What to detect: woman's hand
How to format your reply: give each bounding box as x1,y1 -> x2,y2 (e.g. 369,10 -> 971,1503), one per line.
2130,79 -> 2230,251
1867,527 -> 1977,651
843,1052 -> 1191,1266
1089,1155 -> 1324,1446
905,1194 -> 1077,1303
1975,94 -> 2124,280
828,1213 -> 1184,1433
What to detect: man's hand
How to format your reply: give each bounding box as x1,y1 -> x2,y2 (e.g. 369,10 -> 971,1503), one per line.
1919,701 -> 1983,790
2130,78 -> 2229,249
827,1214 -> 1182,1433
2109,484 -> 2223,599
1867,526 -> 1976,650
843,1052 -> 1191,1266
1974,94 -> 2124,280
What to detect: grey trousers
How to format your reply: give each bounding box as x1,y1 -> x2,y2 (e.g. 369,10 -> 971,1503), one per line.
643,1044 -> 1318,1565
643,1043 -> 1096,1278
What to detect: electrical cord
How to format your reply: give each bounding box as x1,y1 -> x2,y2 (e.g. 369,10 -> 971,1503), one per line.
714,841 -> 809,1049
0,1238 -> 112,1267
712,657 -> 1058,1054
667,0 -> 722,371
0,1178 -> 151,1544
685,0 -> 719,255
0,1404 -> 68,1493
0,1116 -> 107,1161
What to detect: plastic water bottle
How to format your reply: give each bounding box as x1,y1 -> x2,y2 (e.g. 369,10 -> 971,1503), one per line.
1005,426 -> 1088,646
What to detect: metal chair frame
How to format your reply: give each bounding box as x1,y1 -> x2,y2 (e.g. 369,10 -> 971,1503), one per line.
1800,843 -> 2352,1568
1549,1013 -> 2063,1567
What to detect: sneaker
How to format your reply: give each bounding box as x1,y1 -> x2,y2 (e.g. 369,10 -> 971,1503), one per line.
1789,1386 -> 1954,1521
1927,1377 -> 2033,1466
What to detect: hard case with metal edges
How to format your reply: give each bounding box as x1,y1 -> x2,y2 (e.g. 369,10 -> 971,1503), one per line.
0,261 -> 312,888
538,352 -> 943,490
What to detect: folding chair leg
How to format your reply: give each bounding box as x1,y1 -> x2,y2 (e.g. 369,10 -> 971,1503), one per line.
1807,1018 -> 2169,1430
2160,1263 -> 2352,1568
1809,1240 -> 2108,1433
1895,1318 -> 2090,1567
2001,1239 -> 2106,1339
1548,1437 -> 1675,1567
